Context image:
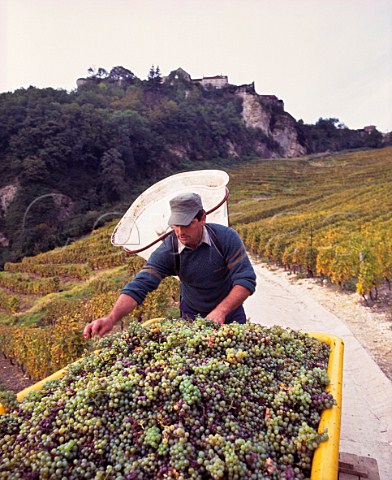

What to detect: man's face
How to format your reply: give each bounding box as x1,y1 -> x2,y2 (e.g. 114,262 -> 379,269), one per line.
172,214 -> 206,249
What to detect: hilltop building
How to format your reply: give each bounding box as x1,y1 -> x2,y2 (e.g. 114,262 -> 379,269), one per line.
163,68 -> 256,94
77,66 -> 257,94
363,125 -> 377,134
192,75 -> 229,89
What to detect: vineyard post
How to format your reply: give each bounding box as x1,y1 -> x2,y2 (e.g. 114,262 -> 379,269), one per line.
308,222 -> 316,277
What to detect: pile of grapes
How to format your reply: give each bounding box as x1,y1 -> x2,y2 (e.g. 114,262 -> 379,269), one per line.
0,318 -> 335,479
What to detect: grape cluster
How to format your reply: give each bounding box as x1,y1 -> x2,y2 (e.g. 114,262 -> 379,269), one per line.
0,318 -> 336,479
0,390 -> 18,413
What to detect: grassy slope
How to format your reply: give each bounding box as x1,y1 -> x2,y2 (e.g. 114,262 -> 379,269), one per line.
0,221 -> 178,327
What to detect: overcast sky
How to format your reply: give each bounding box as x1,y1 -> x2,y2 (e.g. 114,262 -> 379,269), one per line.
1,0 -> 391,132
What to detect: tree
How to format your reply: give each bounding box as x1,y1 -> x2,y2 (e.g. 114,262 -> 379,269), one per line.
87,67 -> 109,80
109,66 -> 136,85
21,156 -> 49,185
98,148 -> 127,202
146,65 -> 162,91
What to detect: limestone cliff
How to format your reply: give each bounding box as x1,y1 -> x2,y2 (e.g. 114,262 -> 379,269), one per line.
0,183 -> 19,248
237,91 -> 306,158
0,184 -> 18,215
270,113 -> 307,158
237,92 -> 271,136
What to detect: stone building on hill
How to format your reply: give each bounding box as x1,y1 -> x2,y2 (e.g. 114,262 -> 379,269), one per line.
163,68 -> 256,94
192,75 -> 229,89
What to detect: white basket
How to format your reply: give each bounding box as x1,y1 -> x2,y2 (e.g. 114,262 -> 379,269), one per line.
111,170 -> 230,260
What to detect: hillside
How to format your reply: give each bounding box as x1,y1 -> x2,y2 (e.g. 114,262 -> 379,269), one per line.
0,65 -> 384,267
0,224 -> 180,381
229,146 -> 392,301
0,147 -> 390,386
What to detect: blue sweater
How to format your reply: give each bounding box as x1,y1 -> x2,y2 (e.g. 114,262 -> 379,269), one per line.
121,223 -> 256,314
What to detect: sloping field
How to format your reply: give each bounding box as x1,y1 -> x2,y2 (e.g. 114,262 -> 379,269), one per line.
228,147 -> 392,299
0,146 -> 390,382
0,225 -> 179,381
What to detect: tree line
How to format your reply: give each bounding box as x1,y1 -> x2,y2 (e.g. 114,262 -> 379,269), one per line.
0,65 -> 384,267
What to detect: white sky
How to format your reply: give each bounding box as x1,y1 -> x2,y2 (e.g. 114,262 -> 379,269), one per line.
1,0 -> 391,132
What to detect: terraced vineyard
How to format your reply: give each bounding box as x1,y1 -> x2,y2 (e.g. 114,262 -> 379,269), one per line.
229,147 -> 392,300
0,146 -> 390,384
0,224 -> 179,381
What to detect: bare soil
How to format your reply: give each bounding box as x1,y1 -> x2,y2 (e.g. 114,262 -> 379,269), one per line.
0,354 -> 33,394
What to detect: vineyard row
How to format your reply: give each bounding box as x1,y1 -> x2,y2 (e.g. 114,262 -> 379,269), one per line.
0,277 -> 179,381
238,220 -> 392,299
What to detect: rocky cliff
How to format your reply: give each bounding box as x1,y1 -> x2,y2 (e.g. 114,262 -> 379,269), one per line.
0,184 -> 19,247
237,91 -> 306,158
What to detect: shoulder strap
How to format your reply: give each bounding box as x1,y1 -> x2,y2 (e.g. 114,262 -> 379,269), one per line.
171,232 -> 180,274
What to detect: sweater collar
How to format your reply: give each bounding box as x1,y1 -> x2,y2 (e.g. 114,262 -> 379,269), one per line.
177,226 -> 211,253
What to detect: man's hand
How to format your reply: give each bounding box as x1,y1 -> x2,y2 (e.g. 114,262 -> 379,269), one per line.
205,310 -> 226,326
83,294 -> 138,339
83,317 -> 116,339
206,285 -> 251,326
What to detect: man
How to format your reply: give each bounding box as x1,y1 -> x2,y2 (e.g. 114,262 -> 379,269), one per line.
84,192 -> 256,338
